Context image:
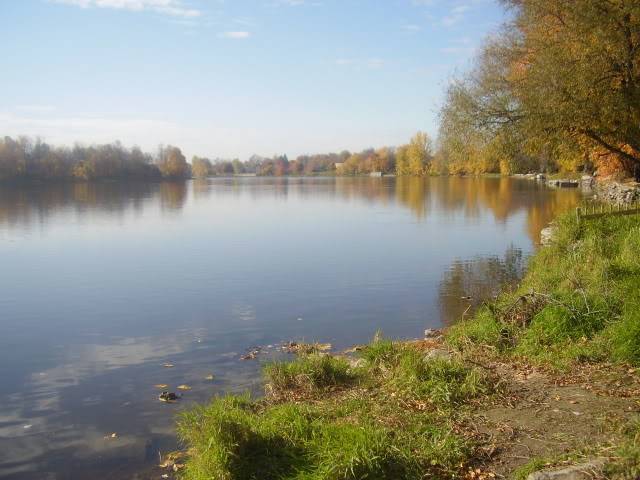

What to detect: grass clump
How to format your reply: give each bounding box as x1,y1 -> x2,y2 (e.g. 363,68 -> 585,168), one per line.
512,457 -> 550,480
263,353 -> 356,397
604,418 -> 640,480
446,212 -> 640,369
178,335 -> 493,480
361,335 -> 492,408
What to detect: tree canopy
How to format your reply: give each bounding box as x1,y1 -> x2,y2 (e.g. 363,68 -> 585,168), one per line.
439,0 -> 640,176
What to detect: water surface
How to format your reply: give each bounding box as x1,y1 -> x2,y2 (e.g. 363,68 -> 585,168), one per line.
0,177 -> 582,479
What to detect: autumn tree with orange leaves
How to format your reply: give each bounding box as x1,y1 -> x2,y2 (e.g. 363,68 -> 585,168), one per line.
440,0 -> 640,176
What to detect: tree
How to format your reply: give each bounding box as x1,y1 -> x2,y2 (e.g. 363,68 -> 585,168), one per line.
407,132 -> 433,175
192,156 -> 212,178
438,0 -> 640,176
158,146 -> 189,179
395,145 -> 410,176
395,132 -> 433,176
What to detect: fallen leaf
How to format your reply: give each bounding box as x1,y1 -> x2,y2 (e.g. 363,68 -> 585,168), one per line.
154,384 -> 169,389
177,385 -> 191,391
103,432 -> 117,439
23,424 -> 32,429
163,363 -> 175,368
205,374 -> 214,381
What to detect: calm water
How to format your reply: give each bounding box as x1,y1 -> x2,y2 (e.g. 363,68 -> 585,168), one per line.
0,177 -> 582,479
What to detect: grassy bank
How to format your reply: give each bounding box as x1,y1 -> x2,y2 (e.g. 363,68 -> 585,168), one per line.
177,339 -> 494,480
176,212 -> 640,479
448,212 -> 640,369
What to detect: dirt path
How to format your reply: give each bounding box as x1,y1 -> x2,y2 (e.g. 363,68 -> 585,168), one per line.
470,361 -> 640,477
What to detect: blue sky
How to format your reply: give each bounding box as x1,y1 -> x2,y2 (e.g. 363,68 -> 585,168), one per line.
0,0 -> 506,160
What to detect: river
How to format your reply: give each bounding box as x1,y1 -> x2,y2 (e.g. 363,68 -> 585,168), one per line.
0,176 -> 583,479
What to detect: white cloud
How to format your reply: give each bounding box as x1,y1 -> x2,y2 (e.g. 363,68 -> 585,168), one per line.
366,58 -> 385,69
335,58 -> 385,69
49,0 -> 201,18
218,31 -> 251,39
268,0 -> 323,6
402,24 -> 421,32
441,4 -> 471,26
15,105 -> 57,113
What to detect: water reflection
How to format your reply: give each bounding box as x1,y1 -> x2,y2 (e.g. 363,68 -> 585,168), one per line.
439,246 -> 526,326
0,177 -> 582,245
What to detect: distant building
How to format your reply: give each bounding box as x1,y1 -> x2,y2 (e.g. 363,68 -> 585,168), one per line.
334,162 -> 345,170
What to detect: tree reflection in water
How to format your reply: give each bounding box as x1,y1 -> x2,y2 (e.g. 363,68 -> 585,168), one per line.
439,246 -> 526,327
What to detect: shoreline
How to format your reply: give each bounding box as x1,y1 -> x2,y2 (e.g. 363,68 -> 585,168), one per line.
171,205 -> 640,480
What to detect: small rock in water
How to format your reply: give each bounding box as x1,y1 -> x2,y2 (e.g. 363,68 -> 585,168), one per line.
424,328 -> 441,339
241,347 -> 261,360
158,391 -> 180,403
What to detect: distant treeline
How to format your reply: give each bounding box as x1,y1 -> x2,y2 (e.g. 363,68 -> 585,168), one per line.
0,136 -> 191,182
0,131 -> 436,182
192,131 -> 434,177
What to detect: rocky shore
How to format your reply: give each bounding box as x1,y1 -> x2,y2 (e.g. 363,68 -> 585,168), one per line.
594,180 -> 640,205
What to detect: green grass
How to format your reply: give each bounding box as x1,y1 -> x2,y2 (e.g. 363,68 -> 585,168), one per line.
512,458 -> 550,480
606,418 -> 640,480
178,338 -> 491,480
446,212 -> 640,369
263,354 -> 356,396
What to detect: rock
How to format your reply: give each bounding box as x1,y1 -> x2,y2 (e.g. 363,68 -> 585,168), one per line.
581,175 -> 594,188
540,225 -> 557,246
548,179 -> 579,188
158,391 -> 180,402
424,328 -> 441,339
527,459 -> 606,480
594,181 -> 640,205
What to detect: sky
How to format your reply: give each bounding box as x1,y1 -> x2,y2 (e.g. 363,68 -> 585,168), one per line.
0,0 -> 507,160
